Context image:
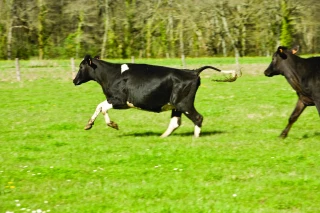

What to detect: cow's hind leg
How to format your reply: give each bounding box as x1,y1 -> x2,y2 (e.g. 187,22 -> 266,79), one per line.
161,110 -> 182,138
183,106 -> 203,137
85,100 -> 118,130
280,99 -> 306,138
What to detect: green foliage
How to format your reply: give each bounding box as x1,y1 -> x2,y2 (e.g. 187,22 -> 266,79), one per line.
280,0 -> 293,47
61,33 -> 77,58
1,58 -> 320,212
280,19 -> 293,47
106,30 -> 118,58
1,0 -> 319,60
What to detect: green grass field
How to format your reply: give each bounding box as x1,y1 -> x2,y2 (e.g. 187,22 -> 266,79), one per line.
1,57 -> 320,212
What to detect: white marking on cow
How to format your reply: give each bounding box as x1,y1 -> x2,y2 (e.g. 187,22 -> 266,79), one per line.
121,64 -> 129,73
161,116 -> 181,137
194,125 -> 201,138
185,111 -> 189,115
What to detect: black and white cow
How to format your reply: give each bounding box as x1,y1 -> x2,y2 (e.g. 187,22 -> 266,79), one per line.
73,55 -> 237,137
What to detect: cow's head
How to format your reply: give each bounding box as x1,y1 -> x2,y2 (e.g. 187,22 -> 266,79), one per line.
73,55 -> 97,85
264,46 -> 299,77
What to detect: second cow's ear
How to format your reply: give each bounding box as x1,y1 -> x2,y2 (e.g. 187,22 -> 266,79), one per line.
291,45 -> 299,54
84,55 -> 92,64
84,55 -> 97,69
277,47 -> 288,59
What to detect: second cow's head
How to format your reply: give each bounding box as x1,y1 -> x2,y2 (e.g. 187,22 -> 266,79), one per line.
264,46 -> 299,77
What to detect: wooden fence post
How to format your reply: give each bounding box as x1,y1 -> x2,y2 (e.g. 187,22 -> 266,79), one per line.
181,54 -> 186,68
71,58 -> 75,79
15,58 -> 21,81
235,52 -> 240,74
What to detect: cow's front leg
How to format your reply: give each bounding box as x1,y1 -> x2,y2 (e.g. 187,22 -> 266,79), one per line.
161,110 -> 182,137
280,99 -> 306,138
85,100 -> 118,130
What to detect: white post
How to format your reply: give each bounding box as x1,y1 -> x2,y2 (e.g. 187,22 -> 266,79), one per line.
181,54 -> 186,69
235,49 -> 241,75
131,56 -> 135,63
71,58 -> 75,79
15,58 -> 21,81
235,51 -> 240,73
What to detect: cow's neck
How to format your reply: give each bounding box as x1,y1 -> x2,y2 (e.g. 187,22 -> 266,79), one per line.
94,61 -> 121,96
283,55 -> 306,93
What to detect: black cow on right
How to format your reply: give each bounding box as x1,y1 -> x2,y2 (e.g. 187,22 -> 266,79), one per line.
264,45 -> 320,138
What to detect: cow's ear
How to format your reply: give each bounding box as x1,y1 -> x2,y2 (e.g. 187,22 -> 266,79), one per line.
291,45 -> 299,54
84,55 -> 92,64
84,55 -> 97,69
277,47 -> 287,59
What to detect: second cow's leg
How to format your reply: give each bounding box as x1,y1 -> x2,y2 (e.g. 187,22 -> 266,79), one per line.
161,110 -> 182,137
280,98 -> 306,138
85,100 -> 118,130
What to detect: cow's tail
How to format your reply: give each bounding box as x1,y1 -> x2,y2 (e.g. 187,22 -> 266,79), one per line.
195,66 -> 221,75
195,66 -> 239,82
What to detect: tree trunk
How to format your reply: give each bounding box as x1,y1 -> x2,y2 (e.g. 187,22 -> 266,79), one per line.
220,5 -> 239,69
100,0 -> 109,59
179,19 -> 184,56
123,0 -> 133,58
75,11 -> 84,59
221,14 -> 239,58
146,19 -> 152,58
241,24 -> 246,57
7,20 -> 13,60
37,0 -> 45,60
221,37 -> 227,57
6,0 -> 14,60
167,0 -> 175,58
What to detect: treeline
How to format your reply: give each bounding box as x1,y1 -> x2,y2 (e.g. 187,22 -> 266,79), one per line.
0,0 -> 319,60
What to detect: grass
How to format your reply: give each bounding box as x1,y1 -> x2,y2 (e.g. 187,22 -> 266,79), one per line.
1,57 -> 320,212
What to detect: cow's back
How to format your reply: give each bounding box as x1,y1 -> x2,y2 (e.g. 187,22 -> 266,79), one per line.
121,63 -> 199,112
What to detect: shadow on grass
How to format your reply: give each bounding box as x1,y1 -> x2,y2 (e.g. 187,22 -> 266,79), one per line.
120,130 -> 225,137
302,132 -> 320,139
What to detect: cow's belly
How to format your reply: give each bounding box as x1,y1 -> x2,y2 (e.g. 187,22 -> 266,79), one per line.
126,101 -> 175,112
126,84 -> 173,112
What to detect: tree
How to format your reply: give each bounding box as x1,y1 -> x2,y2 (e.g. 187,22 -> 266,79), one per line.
100,0 -> 110,59
280,0 -> 294,47
37,0 -> 46,59
0,0 -> 320,60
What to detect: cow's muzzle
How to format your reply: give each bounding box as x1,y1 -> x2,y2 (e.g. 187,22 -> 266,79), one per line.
73,78 -> 81,85
264,70 -> 273,77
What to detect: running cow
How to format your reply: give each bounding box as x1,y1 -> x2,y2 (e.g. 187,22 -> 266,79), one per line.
264,46 -> 320,138
73,55 -> 237,137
